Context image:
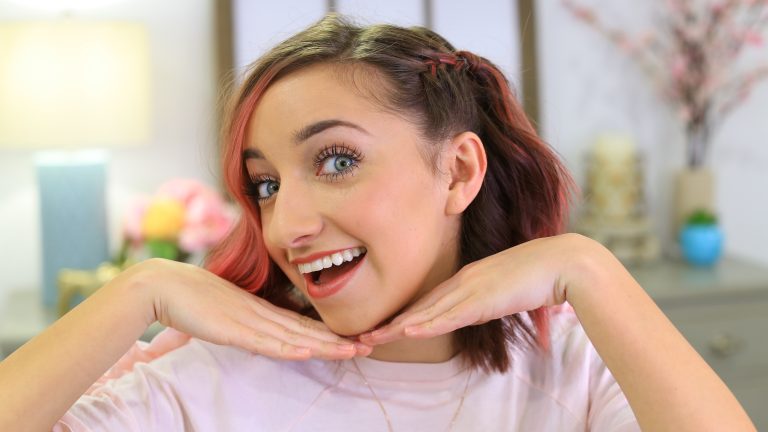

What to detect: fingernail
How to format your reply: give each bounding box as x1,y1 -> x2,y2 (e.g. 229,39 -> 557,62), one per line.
337,343 -> 356,351
404,326 -> 419,336
294,346 -> 311,355
370,329 -> 386,338
354,342 -> 371,352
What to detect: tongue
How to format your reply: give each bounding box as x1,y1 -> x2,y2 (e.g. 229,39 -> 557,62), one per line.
317,258 -> 358,284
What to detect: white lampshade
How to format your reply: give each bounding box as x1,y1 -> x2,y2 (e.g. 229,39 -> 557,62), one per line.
0,21 -> 151,149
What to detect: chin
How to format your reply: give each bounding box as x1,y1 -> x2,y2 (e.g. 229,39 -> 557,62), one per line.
318,306 -> 399,338
317,311 -> 383,338
322,318 -> 375,337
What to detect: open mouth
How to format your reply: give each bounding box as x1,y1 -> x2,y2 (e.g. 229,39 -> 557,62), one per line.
300,247 -> 367,299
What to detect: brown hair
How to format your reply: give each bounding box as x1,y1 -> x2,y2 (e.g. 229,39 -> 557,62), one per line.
206,13 -> 574,374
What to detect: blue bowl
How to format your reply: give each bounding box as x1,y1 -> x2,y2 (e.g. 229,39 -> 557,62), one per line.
680,225 -> 723,267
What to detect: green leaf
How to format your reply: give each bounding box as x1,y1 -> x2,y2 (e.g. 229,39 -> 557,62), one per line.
146,239 -> 180,260
686,208 -> 718,225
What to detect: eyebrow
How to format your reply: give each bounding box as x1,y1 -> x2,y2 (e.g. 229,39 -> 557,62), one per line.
243,119 -> 370,160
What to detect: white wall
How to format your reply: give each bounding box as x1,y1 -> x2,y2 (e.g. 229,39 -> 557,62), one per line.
232,0 -> 326,74
0,0 -> 218,307
232,0 -> 520,89
233,0 -> 768,265
537,0 -> 768,264
2,0 -> 766,315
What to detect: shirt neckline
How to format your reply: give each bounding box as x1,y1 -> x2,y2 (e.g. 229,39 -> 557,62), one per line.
339,353 -> 469,383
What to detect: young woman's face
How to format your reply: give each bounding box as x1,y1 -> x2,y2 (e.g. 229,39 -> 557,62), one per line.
245,64 -> 460,336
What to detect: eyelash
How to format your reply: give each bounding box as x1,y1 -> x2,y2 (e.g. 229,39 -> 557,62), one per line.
244,142 -> 363,204
313,143 -> 363,180
243,174 -> 276,204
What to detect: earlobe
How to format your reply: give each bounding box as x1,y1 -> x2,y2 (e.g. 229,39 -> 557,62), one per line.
445,131 -> 487,215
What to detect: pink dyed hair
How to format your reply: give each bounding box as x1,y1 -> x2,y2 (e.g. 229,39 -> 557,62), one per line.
205,14 -> 575,373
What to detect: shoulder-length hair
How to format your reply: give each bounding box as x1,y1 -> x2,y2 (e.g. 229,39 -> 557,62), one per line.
206,14 -> 574,374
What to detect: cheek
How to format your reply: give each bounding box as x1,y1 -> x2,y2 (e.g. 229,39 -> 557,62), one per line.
259,209 -> 295,278
259,209 -> 276,253
348,181 -> 430,230
347,174 -> 446,258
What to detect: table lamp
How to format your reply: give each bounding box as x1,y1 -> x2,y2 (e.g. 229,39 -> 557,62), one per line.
0,20 -> 151,307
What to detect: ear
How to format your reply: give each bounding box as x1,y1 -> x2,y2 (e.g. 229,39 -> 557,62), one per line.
443,131 -> 487,215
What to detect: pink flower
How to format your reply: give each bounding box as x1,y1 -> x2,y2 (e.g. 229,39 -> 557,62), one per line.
562,0 -> 597,24
178,193 -> 236,252
564,0 -> 768,167
637,31 -> 656,48
743,30 -> 763,46
123,196 -> 150,244
678,105 -> 692,122
573,7 -> 596,23
615,34 -> 635,53
156,178 -> 212,207
123,178 -> 237,256
671,56 -> 688,81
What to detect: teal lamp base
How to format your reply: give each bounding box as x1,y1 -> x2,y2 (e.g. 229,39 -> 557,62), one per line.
37,152 -> 110,307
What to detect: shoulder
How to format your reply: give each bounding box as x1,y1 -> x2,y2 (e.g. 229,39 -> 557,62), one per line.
502,305 -> 638,430
510,305 -> 598,390
60,337 -> 342,431
147,336 -> 341,391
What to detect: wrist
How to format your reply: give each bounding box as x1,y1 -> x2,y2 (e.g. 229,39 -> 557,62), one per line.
103,260 -> 160,327
558,233 -> 618,304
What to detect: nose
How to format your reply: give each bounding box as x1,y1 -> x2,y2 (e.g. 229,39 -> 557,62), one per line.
263,179 -> 323,249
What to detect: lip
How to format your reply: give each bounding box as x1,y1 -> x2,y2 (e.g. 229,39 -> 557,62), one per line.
304,253 -> 366,299
290,247 -> 360,265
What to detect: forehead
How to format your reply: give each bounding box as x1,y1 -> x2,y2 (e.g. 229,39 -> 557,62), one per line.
247,64 -> 394,149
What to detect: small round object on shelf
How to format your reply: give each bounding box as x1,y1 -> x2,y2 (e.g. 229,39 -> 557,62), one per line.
680,225 -> 724,267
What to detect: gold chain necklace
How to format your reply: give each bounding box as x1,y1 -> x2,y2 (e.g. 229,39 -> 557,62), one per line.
350,357 -> 473,432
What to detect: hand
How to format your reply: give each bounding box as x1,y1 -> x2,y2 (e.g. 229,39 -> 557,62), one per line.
359,234 -> 592,345
118,258 -> 372,360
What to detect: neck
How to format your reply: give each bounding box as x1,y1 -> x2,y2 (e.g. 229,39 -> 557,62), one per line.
366,332 -> 457,363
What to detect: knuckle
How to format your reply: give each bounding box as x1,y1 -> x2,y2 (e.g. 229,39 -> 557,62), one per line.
423,303 -> 436,315
250,331 -> 267,348
298,315 -> 318,331
279,342 -> 292,355
323,341 -> 344,353
283,327 -> 301,343
444,308 -> 461,320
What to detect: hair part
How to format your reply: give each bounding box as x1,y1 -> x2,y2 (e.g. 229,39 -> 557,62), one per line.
206,13 -> 575,374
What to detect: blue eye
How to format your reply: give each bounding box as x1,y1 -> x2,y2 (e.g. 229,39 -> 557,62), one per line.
245,176 -> 279,203
319,155 -> 355,175
314,143 -> 362,179
257,180 -> 280,199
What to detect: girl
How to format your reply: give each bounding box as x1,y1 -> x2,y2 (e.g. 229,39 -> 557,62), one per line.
0,14 -> 755,431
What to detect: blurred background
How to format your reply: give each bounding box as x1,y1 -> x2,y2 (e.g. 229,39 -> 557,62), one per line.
0,0 -> 766,427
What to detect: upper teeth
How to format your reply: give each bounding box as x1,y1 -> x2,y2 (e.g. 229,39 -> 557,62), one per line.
297,247 -> 366,274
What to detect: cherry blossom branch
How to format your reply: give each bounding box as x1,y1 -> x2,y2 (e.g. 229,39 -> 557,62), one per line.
563,0 -> 768,167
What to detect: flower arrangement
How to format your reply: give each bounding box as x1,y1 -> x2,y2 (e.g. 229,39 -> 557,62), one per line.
122,179 -> 236,262
564,0 -> 768,167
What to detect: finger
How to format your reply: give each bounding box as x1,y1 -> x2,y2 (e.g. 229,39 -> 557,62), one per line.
402,303 -> 482,338
231,323 -> 313,360
251,299 -> 352,344
239,316 -> 361,360
391,275 -> 470,325
244,300 -> 373,358
360,289 -> 468,345
353,342 -> 373,357
400,287 -> 479,329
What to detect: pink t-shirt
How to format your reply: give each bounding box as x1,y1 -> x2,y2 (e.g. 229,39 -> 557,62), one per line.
55,308 -> 639,431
